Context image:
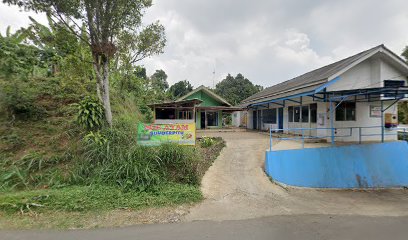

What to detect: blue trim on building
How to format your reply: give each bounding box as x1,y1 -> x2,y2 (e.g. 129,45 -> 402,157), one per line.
265,142 -> 408,188
314,76 -> 341,93
249,91 -> 315,108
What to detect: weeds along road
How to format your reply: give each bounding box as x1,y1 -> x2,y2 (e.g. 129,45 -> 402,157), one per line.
186,131 -> 408,221
3,215 -> 408,240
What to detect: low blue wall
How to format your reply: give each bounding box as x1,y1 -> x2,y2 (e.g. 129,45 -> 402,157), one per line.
265,142 -> 408,188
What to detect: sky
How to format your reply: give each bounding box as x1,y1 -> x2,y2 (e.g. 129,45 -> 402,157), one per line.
1,0 -> 408,88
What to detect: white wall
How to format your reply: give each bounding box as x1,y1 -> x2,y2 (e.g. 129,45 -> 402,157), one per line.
327,56 -> 407,92
329,101 -> 398,142
232,111 -> 248,127
246,53 -> 406,142
247,110 -> 254,129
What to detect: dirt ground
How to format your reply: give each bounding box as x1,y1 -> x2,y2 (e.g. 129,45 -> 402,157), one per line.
184,131 -> 408,221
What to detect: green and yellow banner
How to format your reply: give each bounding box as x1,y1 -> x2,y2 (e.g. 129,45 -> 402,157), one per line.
137,123 -> 196,146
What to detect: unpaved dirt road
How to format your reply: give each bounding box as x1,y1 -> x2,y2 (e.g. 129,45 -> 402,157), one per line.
185,131 -> 408,221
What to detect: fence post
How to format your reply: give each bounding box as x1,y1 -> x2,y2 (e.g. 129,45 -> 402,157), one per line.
269,128 -> 272,151
359,127 -> 362,144
381,101 -> 384,143
301,128 -> 305,149
329,99 -> 335,145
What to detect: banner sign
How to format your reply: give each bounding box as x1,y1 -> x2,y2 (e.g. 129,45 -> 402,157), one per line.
137,123 -> 196,146
370,105 -> 381,118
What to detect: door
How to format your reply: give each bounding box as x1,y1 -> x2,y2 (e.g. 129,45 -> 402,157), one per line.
257,110 -> 262,130
253,110 -> 257,130
278,108 -> 284,132
200,111 -> 206,129
207,111 -> 219,127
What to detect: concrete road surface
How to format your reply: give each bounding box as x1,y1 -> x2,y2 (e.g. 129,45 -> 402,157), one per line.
3,215 -> 408,240
188,131 -> 408,221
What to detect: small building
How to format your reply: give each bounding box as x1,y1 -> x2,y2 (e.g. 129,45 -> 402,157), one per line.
149,85 -> 242,129
237,44 -> 408,143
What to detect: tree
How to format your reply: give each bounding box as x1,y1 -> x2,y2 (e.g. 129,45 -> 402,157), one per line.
169,80 -> 193,99
0,26 -> 41,79
4,0 -> 166,126
215,73 -> 263,105
150,69 -> 169,92
402,46 -> 408,62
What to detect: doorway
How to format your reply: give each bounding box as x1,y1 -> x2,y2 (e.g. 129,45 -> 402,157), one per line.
200,111 -> 206,129
207,111 -> 219,127
278,108 -> 284,132
253,110 -> 257,130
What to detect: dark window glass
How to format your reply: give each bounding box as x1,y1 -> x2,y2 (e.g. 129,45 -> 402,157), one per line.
384,80 -> 405,98
335,102 -> 356,121
207,112 -> 219,126
263,109 -> 277,124
310,103 -> 317,123
294,107 -> 300,122
288,106 -> 293,122
156,108 -> 176,119
178,111 -> 193,119
345,103 -> 356,121
301,106 -> 309,123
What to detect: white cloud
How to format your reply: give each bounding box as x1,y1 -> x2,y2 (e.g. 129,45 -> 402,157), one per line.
1,0 -> 408,88
0,4 -> 47,35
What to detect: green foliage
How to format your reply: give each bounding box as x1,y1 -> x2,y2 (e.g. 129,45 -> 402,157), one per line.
215,73 -> 263,105
72,126 -> 201,191
84,131 -> 107,146
199,136 -> 216,148
5,0 -> 167,125
0,27 -> 42,79
398,102 -> 408,124
0,184 -> 202,214
0,152 -> 71,191
150,69 -> 169,92
169,80 -> 193,99
73,97 -> 104,130
0,78 -> 47,120
402,46 -> 408,62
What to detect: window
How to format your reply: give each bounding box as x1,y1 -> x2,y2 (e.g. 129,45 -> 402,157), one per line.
335,102 -> 356,121
310,103 -> 317,123
294,106 -> 300,122
384,80 -> 405,98
178,111 -> 193,119
263,109 -> 277,124
301,106 -> 309,123
156,108 -> 176,119
207,111 -> 219,126
288,106 -> 293,122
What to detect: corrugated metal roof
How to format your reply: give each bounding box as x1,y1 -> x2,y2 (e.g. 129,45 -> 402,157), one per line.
241,44 -> 386,106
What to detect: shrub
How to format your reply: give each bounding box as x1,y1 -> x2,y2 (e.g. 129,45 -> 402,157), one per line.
73,96 -> 104,130
71,126 -> 201,191
0,79 -> 47,120
199,136 -> 215,148
0,152 -> 70,191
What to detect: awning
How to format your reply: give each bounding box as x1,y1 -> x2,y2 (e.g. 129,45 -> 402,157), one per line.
196,106 -> 244,112
148,98 -> 203,109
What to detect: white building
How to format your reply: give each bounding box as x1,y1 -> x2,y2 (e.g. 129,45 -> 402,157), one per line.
237,44 -> 408,143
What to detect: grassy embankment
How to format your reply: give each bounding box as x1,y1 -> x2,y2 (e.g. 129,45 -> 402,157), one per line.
0,77 -> 225,229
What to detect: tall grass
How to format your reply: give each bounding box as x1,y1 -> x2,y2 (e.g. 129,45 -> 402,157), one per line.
72,127 -> 201,191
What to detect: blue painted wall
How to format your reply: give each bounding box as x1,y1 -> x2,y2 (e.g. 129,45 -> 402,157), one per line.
265,142 -> 408,188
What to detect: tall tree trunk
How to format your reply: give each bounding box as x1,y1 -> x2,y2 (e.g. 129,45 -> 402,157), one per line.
92,56 -> 113,127
101,59 -> 113,126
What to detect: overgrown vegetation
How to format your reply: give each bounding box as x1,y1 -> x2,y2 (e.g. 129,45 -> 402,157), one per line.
0,1 -> 226,229
0,184 -> 202,214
